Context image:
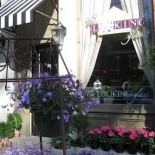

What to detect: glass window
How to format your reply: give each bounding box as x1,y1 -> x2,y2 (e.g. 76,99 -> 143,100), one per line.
86,0 -> 154,105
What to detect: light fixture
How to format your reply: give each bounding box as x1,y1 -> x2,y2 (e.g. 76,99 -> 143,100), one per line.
51,22 -> 66,51
93,79 -> 102,89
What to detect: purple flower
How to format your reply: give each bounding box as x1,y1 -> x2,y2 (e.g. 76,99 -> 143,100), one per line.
94,99 -> 100,105
42,97 -> 47,102
37,83 -> 42,89
67,102 -> 73,108
46,92 -> 52,97
64,114 -> 70,122
85,101 -> 92,108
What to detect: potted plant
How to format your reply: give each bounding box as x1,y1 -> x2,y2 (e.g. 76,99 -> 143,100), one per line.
71,112 -> 90,147
50,135 -> 74,155
98,86 -> 115,103
0,122 -> 12,148
98,125 -> 113,151
125,128 -> 141,154
87,128 -> 100,149
7,73 -> 99,130
137,127 -> 155,154
7,112 -> 22,138
111,125 -> 126,153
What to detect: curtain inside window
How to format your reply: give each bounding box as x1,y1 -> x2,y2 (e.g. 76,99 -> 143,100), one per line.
120,0 -> 154,87
80,0 -> 111,88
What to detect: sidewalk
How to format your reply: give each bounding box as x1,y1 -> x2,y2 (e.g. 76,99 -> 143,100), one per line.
10,135 -> 51,150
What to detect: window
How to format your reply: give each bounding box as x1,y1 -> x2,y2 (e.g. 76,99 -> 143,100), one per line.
88,33 -> 153,104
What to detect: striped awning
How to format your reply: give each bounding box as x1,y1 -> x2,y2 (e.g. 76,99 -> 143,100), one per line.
0,0 -> 45,29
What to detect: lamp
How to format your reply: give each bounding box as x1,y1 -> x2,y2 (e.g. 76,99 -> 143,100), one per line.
93,79 -> 102,89
51,22 -> 66,51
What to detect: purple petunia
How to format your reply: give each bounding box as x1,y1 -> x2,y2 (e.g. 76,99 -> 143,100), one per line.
46,92 -> 52,97
42,97 -> 47,102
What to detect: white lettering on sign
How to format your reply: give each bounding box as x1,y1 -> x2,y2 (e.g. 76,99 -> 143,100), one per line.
91,18 -> 144,34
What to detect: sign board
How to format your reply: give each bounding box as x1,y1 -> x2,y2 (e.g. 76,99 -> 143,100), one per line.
88,6 -> 144,35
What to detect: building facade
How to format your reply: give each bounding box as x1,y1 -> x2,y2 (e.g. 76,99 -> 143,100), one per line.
0,0 -> 155,136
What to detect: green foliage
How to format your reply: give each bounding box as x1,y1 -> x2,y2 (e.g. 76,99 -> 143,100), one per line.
50,135 -> 72,149
71,113 -> 90,129
0,122 -> 12,138
111,136 -> 125,144
7,112 -> 22,131
87,133 -> 98,141
100,85 -> 115,92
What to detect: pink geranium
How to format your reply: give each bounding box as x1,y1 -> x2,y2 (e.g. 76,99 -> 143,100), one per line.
101,125 -> 110,132
87,128 -> 100,141
137,127 -> 155,146
126,128 -> 141,144
111,125 -> 126,144
129,132 -> 138,140
88,130 -> 95,135
98,125 -> 113,142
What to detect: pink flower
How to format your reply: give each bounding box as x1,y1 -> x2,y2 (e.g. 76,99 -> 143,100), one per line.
149,131 -> 155,137
143,132 -> 148,138
119,125 -> 125,130
108,131 -> 114,137
137,128 -> 146,135
128,128 -> 135,133
88,130 -> 95,135
118,130 -> 124,136
94,128 -> 100,133
114,126 -> 120,132
97,130 -> 102,134
101,125 -> 110,132
129,132 -> 138,140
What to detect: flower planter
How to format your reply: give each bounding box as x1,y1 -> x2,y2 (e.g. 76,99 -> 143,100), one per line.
51,147 -> 74,155
142,145 -> 150,155
127,144 -> 138,154
115,143 -> 125,153
100,141 -> 111,151
89,140 -> 99,149
77,138 -> 87,148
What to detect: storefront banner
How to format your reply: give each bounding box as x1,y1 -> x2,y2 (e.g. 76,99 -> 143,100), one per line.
91,18 -> 144,36
86,6 -> 144,35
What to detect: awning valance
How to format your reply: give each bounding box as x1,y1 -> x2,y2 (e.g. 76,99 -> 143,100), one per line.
0,0 -> 45,29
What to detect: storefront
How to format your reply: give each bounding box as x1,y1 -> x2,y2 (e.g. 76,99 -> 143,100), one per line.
80,0 -> 155,131
0,0 -> 155,136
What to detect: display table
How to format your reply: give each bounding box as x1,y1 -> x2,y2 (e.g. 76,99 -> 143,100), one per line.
51,147 -> 145,155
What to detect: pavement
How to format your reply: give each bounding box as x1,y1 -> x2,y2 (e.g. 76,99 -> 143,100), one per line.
10,135 -> 51,150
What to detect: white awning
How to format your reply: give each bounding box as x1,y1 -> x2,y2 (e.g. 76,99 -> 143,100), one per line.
0,0 -> 45,29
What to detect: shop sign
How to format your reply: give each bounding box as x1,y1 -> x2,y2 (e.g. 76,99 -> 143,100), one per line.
85,86 -> 152,104
91,18 -> 144,35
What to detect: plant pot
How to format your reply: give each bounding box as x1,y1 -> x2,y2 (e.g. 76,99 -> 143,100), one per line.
14,130 -> 20,138
89,140 -> 99,149
0,141 -> 3,148
33,112 -> 69,137
51,147 -> 74,155
115,143 -> 125,153
77,138 -> 87,148
100,140 -> 111,151
127,144 -> 138,154
142,145 -> 150,155
2,139 -> 7,148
